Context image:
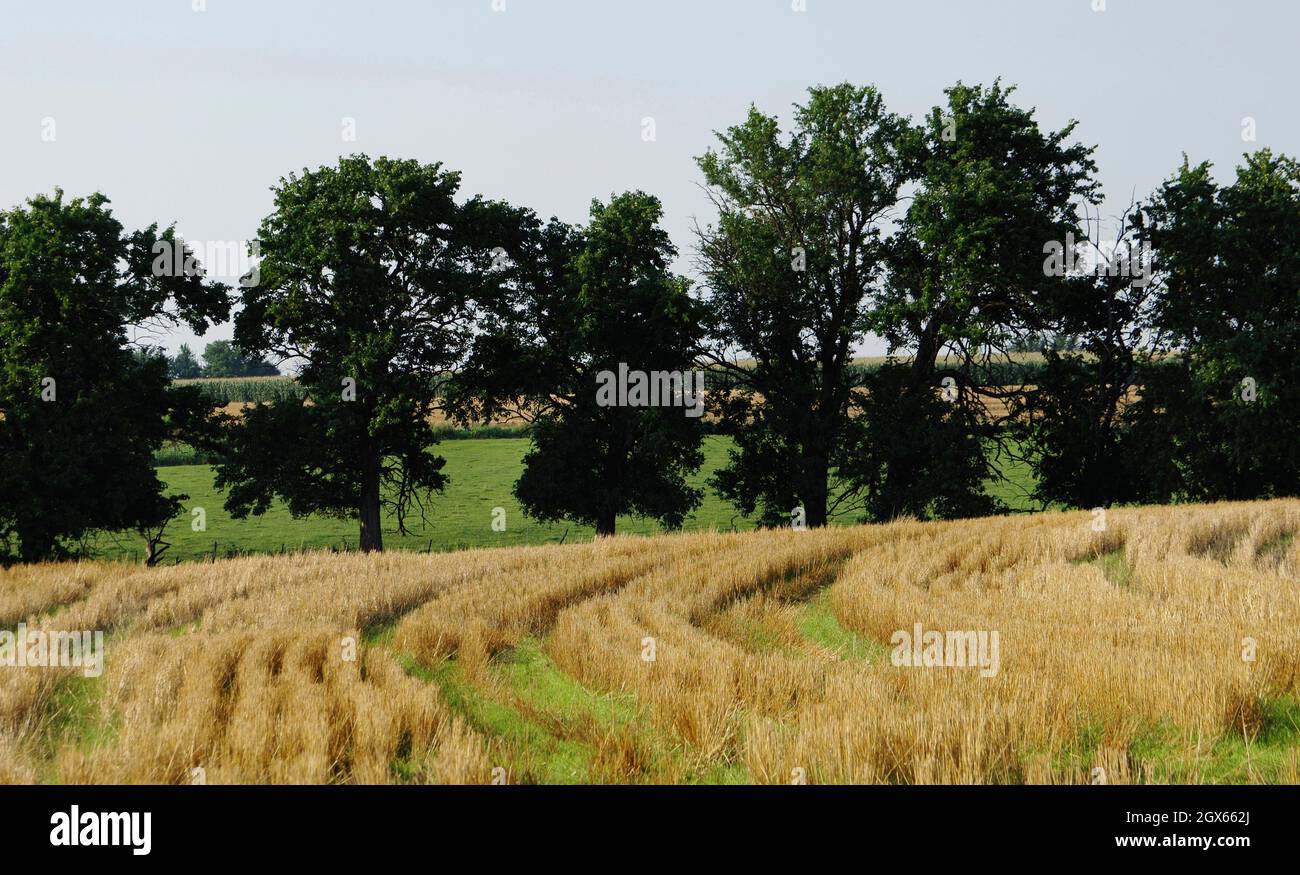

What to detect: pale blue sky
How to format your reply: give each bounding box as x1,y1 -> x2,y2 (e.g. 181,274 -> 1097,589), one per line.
1,0 -> 1294,356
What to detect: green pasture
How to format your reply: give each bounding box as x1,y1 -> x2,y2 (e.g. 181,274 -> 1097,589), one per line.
94,435 -> 1038,563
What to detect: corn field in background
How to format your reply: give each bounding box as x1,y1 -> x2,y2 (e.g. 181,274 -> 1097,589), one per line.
174,376 -> 308,405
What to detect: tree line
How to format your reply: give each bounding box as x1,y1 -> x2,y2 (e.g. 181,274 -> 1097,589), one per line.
1,80 -> 1296,563
163,341 -> 280,380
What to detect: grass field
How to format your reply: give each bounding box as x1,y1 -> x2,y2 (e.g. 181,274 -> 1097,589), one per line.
3,498 -> 1297,784
108,437 -> 751,562
100,436 -> 1038,563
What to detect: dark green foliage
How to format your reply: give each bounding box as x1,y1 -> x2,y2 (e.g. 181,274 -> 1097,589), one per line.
169,343 -> 203,378
1142,150 -> 1300,500
459,192 -> 705,536
881,81 -> 1099,371
1022,150 -> 1300,508
698,81 -> 1099,526
1010,332 -> 1080,353
838,364 -> 998,521
200,339 -> 279,377
696,84 -> 911,527
1013,202 -> 1170,508
1020,353 -> 1180,509
211,155 -> 529,551
869,81 -> 1099,519
4,86 -> 1295,567
0,190 -> 229,563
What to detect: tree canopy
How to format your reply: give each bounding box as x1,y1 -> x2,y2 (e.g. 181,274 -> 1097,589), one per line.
457,191 -> 705,536
200,340 -> 279,377
695,83 -> 911,527
0,190 -> 229,563
212,155 -> 531,552
2,83 -> 1297,562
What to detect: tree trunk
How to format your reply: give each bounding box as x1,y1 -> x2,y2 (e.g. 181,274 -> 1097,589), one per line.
595,508 -> 617,538
912,309 -> 948,389
359,443 -> 384,553
878,307 -> 952,522
143,532 -> 169,567
19,533 -> 55,564
802,453 -> 830,527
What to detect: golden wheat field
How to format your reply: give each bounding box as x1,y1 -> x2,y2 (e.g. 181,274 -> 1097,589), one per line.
2,499 -> 1298,785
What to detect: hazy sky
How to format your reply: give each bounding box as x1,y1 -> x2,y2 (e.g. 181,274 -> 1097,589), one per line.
2,0 -> 1294,356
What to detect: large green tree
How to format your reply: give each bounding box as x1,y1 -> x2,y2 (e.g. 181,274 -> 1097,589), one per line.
0,190 -> 229,563
201,339 -> 279,377
860,81 -> 1101,519
169,343 -> 204,379
1139,150 -> 1300,500
213,155 -> 529,552
1018,150 -> 1300,508
1012,204 -> 1175,509
454,192 -> 705,536
695,83 -> 911,527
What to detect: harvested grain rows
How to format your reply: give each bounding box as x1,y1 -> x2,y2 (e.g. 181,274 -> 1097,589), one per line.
2,500 -> 1298,784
